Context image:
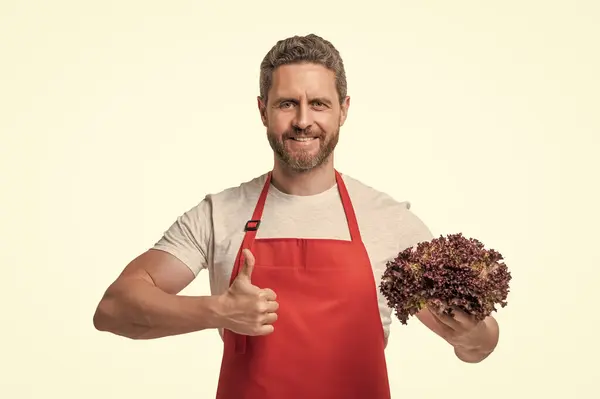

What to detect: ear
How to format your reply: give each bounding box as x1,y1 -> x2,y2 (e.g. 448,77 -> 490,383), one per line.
339,96 -> 351,127
257,96 -> 268,127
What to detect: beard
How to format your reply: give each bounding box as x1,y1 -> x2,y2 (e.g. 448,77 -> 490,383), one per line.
267,127 -> 339,172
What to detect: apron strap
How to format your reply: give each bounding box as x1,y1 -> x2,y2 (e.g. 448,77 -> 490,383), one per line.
229,172 -> 273,292
334,170 -> 362,243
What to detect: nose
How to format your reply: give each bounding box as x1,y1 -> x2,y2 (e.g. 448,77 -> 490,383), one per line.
292,102 -> 313,131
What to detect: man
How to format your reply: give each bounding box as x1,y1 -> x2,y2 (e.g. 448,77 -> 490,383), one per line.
93,34 -> 500,399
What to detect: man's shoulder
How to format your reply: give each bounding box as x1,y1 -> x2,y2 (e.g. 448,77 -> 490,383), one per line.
340,173 -> 412,212
199,173 -> 269,221
340,172 -> 433,243
207,173 -> 268,202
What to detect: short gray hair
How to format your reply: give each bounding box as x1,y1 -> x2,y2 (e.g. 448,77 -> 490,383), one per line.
259,34 -> 347,104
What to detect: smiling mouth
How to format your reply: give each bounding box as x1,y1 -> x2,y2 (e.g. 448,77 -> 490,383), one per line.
289,137 -> 317,141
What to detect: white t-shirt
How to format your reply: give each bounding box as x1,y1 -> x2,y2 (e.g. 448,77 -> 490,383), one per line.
152,172 -> 434,342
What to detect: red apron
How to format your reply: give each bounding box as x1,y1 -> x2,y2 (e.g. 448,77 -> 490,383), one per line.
215,170 -> 391,399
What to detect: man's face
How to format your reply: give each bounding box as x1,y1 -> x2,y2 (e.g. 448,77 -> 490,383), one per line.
258,63 -> 350,172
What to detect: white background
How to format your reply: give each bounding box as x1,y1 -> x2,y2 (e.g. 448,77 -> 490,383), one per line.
2,1 -> 598,398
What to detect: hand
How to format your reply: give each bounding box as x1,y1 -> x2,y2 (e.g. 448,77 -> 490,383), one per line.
426,302 -> 487,349
217,249 -> 279,336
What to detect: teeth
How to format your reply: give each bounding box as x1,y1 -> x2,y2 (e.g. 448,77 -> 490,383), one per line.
293,137 -> 315,141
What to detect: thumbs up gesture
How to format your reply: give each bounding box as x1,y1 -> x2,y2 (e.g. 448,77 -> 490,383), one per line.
219,249 -> 279,336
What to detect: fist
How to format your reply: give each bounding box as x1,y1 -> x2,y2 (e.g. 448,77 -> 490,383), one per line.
219,249 -> 279,336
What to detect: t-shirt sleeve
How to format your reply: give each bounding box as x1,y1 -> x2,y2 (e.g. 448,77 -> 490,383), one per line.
151,197 -> 213,276
397,202 -> 435,251
383,203 -> 436,335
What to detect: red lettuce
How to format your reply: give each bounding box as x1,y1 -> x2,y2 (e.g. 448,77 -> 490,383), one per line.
380,233 -> 511,325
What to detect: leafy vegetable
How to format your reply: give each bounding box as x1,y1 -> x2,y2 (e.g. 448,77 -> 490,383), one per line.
380,233 -> 511,325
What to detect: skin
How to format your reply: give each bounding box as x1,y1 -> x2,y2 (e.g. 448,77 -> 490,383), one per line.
417,306 -> 500,363
93,61 -> 499,363
93,248 -> 277,339
257,62 -> 349,196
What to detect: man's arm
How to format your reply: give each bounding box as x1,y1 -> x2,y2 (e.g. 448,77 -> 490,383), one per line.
93,249 -> 223,339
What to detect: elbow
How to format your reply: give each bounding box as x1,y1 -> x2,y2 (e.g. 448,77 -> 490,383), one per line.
92,289 -> 148,340
93,285 -> 123,334
93,297 -> 113,332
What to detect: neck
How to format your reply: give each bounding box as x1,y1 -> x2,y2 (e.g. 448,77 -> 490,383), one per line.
271,156 -> 337,196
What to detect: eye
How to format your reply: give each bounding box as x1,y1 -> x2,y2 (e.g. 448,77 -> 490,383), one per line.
279,101 -> 294,109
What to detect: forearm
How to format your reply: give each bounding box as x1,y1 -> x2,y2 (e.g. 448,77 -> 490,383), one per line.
93,278 -> 223,339
452,316 -> 499,363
